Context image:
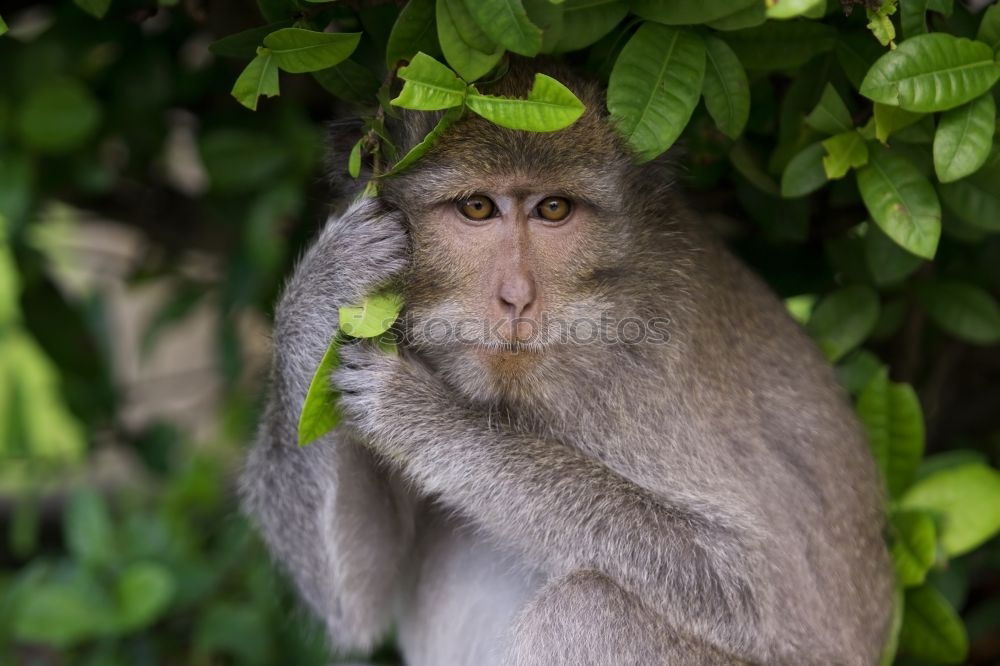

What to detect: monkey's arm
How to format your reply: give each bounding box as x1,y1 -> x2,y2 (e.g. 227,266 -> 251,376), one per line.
335,344 -> 773,661
240,201 -> 413,650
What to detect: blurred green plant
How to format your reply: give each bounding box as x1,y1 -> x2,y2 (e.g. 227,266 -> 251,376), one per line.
1,458 -> 344,665
2,0 -> 1000,664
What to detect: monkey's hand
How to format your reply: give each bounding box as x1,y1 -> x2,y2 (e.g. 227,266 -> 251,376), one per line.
334,341 -> 770,663
272,197 -> 407,404
333,341 -> 452,464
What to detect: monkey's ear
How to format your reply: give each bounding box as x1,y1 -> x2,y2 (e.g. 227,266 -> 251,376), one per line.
324,117 -> 368,204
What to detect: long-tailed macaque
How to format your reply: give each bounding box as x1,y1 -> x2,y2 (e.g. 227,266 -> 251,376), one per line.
240,62 -> 893,665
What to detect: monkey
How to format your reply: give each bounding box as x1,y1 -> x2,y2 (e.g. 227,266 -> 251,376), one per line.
240,60 -> 894,665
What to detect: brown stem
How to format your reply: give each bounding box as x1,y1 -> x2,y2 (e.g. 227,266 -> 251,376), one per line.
368,65 -> 399,177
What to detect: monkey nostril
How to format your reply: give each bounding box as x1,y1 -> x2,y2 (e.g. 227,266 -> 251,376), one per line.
498,274 -> 536,320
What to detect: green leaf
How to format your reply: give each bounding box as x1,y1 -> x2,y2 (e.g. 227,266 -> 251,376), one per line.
926,1 -> 953,17
879,583 -> 905,666
0,332 -> 86,462
383,107 -> 463,175
312,60 -> 381,105
230,48 -> 279,111
701,36 -> 750,140
780,142 -> 828,198
729,141 -> 781,196
12,572 -> 114,647
262,28 -> 361,73
0,14 -> 7,35
115,562 -> 175,631
65,489 -> 116,567
933,92 -> 996,183
721,21 -> 837,70
437,0 -> 504,81
462,0 -> 542,56
806,285 -> 880,362
765,0 -> 826,19
209,21 -> 293,59
916,449 -> 988,483
608,24 -> 705,161
348,139 -> 363,178
856,145 -> 941,259
525,0 -> 564,53
805,83 -> 853,135
903,0 -> 952,36
977,2 -> 1000,50
339,292 -> 404,338
785,294 -> 817,326
836,31 -> 886,89
866,0 -> 898,47
902,462 -> 1000,556
865,223 -> 923,286
707,3 -> 766,30
548,0 -> 627,53
298,336 -> 342,446
822,131 -> 869,179
898,584 -> 968,663
939,167 -> 1000,232
889,510 -> 937,587
836,349 -> 883,395
0,234 -> 21,326
631,0 -> 758,25
860,33 -> 1000,112
856,369 -> 924,499
873,103 -> 924,144
16,79 -> 101,153
386,0 -> 440,68
74,0 -> 111,18
917,279 -> 1000,345
466,73 -> 585,131
900,0 -> 932,40
391,52 -> 467,110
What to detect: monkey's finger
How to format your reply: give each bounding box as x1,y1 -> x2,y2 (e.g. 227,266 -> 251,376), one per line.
337,339 -> 380,368
331,365 -> 366,395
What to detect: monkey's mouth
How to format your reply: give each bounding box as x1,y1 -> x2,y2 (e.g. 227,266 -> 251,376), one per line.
481,339 -> 543,352
470,340 -> 546,356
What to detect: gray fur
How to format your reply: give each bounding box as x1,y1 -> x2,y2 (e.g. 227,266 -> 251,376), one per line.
241,65 -> 893,666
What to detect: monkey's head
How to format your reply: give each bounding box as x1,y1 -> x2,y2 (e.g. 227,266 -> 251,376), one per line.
378,61 -> 691,404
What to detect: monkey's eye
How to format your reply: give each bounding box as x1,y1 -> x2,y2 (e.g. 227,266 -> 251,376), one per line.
458,195 -> 496,221
536,196 -> 572,223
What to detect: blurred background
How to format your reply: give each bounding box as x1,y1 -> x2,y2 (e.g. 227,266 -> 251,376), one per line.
0,1 -> 377,663
1,1 -> 999,665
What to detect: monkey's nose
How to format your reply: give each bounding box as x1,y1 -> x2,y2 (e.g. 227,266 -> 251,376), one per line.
497,272 -> 537,326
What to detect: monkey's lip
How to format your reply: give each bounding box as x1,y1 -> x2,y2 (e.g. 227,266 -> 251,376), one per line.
470,341 -> 546,356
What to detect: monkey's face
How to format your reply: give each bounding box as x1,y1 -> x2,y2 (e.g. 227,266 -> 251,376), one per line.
380,74 -> 664,401
411,183 -> 599,334
386,141 -> 644,402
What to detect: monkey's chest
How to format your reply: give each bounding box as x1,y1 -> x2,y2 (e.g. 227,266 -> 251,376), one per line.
395,513 -> 544,666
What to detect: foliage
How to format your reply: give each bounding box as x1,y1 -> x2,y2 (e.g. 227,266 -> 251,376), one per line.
2,0 -> 1000,664
298,290 -> 403,446
1,458 -> 355,665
